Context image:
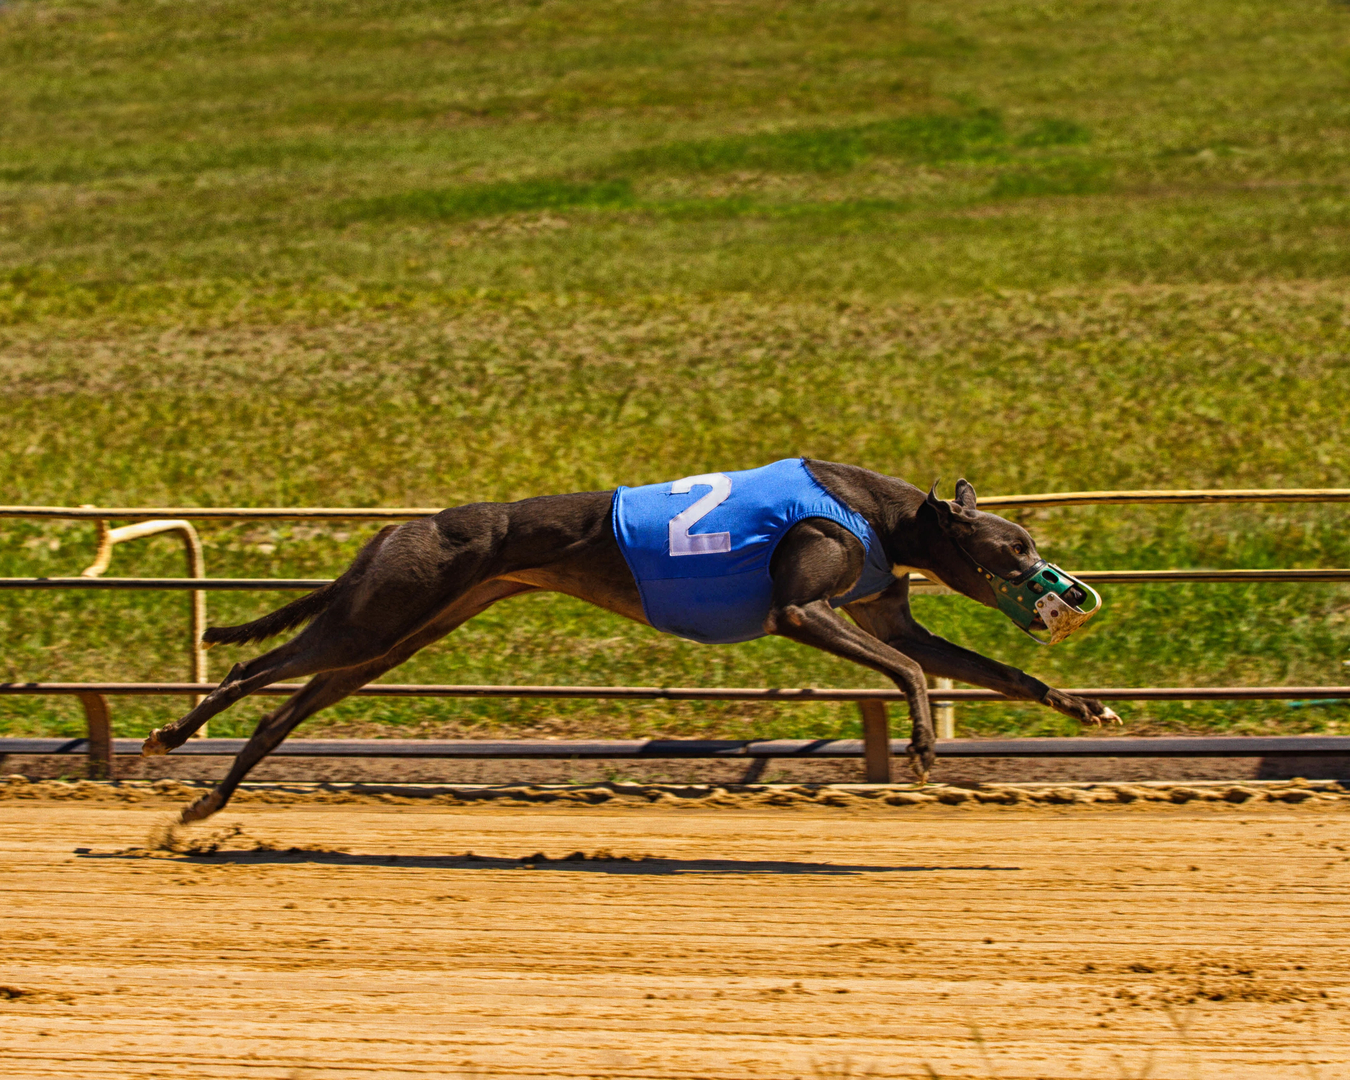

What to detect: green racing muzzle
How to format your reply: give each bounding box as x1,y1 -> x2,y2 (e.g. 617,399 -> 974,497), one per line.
973,559 -> 1102,645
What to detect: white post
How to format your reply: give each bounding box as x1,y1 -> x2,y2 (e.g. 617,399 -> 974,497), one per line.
931,676 -> 956,740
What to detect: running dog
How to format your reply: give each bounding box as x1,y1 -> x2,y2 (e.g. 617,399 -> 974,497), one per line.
144,459 -> 1116,823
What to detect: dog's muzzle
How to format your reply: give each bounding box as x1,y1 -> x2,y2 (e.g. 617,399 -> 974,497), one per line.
979,559 -> 1102,645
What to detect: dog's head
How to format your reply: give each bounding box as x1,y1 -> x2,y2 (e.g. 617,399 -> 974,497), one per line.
920,479 -> 1100,644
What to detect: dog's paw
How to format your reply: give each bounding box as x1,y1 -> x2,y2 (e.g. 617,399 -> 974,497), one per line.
179,790 -> 225,824
1079,699 -> 1120,726
141,728 -> 173,756
906,744 -> 934,786
1044,688 -> 1117,726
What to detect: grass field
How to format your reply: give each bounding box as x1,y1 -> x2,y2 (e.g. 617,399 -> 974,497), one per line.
1,0 -> 1348,743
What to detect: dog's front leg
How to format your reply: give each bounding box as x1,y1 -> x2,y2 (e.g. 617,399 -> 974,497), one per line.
846,587 -> 1121,726
769,599 -> 937,781
909,634 -> 1120,726
766,522 -> 937,780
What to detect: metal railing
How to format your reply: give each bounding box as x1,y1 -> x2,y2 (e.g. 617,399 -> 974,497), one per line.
2,488 -> 1348,782
80,517 -> 208,704
3,681 -> 1349,784
5,487 -> 1350,522
5,568 -> 1350,593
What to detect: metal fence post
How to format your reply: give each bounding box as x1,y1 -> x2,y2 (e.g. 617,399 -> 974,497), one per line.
80,693 -> 112,780
858,700 -> 891,783
931,676 -> 956,739
80,515 -> 209,732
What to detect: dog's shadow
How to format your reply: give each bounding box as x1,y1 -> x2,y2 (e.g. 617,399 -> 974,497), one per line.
78,848 -> 1018,876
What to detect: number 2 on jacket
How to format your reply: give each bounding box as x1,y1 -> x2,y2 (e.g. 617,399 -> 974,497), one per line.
668,474 -> 732,556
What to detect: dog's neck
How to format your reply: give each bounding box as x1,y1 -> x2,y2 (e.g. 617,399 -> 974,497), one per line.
804,458 -> 931,559
803,458 -> 988,601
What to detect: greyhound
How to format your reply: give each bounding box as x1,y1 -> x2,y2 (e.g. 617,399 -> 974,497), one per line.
143,459 -> 1117,824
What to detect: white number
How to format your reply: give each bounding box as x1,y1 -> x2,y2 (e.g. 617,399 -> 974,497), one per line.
668,473 -> 732,556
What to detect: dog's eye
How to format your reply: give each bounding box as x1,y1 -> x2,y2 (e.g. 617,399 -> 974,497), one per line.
1013,543 -> 1026,556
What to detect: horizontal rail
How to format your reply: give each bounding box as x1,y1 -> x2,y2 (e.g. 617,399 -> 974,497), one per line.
4,569 -> 1350,592
2,682 -> 1349,702
0,578 -> 332,590
5,735 -> 1350,759
1060,569 -> 1350,584
979,489 -> 1350,509
2,489 -> 1349,523
0,506 -> 444,522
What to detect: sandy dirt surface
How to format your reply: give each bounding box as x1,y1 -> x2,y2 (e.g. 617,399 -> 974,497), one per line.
2,787 -> 1348,1079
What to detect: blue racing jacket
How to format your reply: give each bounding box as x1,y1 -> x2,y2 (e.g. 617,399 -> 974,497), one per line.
611,458 -> 897,644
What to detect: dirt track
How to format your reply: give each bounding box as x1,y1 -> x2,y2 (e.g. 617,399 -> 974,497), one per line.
3,787 -> 1349,1079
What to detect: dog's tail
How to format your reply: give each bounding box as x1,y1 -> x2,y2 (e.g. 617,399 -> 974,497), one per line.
202,524 -> 398,648
202,583 -> 339,647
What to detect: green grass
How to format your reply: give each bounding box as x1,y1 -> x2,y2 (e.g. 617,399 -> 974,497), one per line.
0,0 -> 1347,742
341,179 -> 636,223
612,111 -> 1012,173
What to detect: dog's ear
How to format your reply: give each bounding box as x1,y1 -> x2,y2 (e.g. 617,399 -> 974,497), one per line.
954,478 -> 977,511
926,479 -> 979,537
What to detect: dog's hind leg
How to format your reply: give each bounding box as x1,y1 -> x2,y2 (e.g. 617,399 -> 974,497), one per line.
142,605 -> 414,754
143,638 -> 332,754
145,514 -> 508,755
177,579 -> 535,823
176,671 -> 356,823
